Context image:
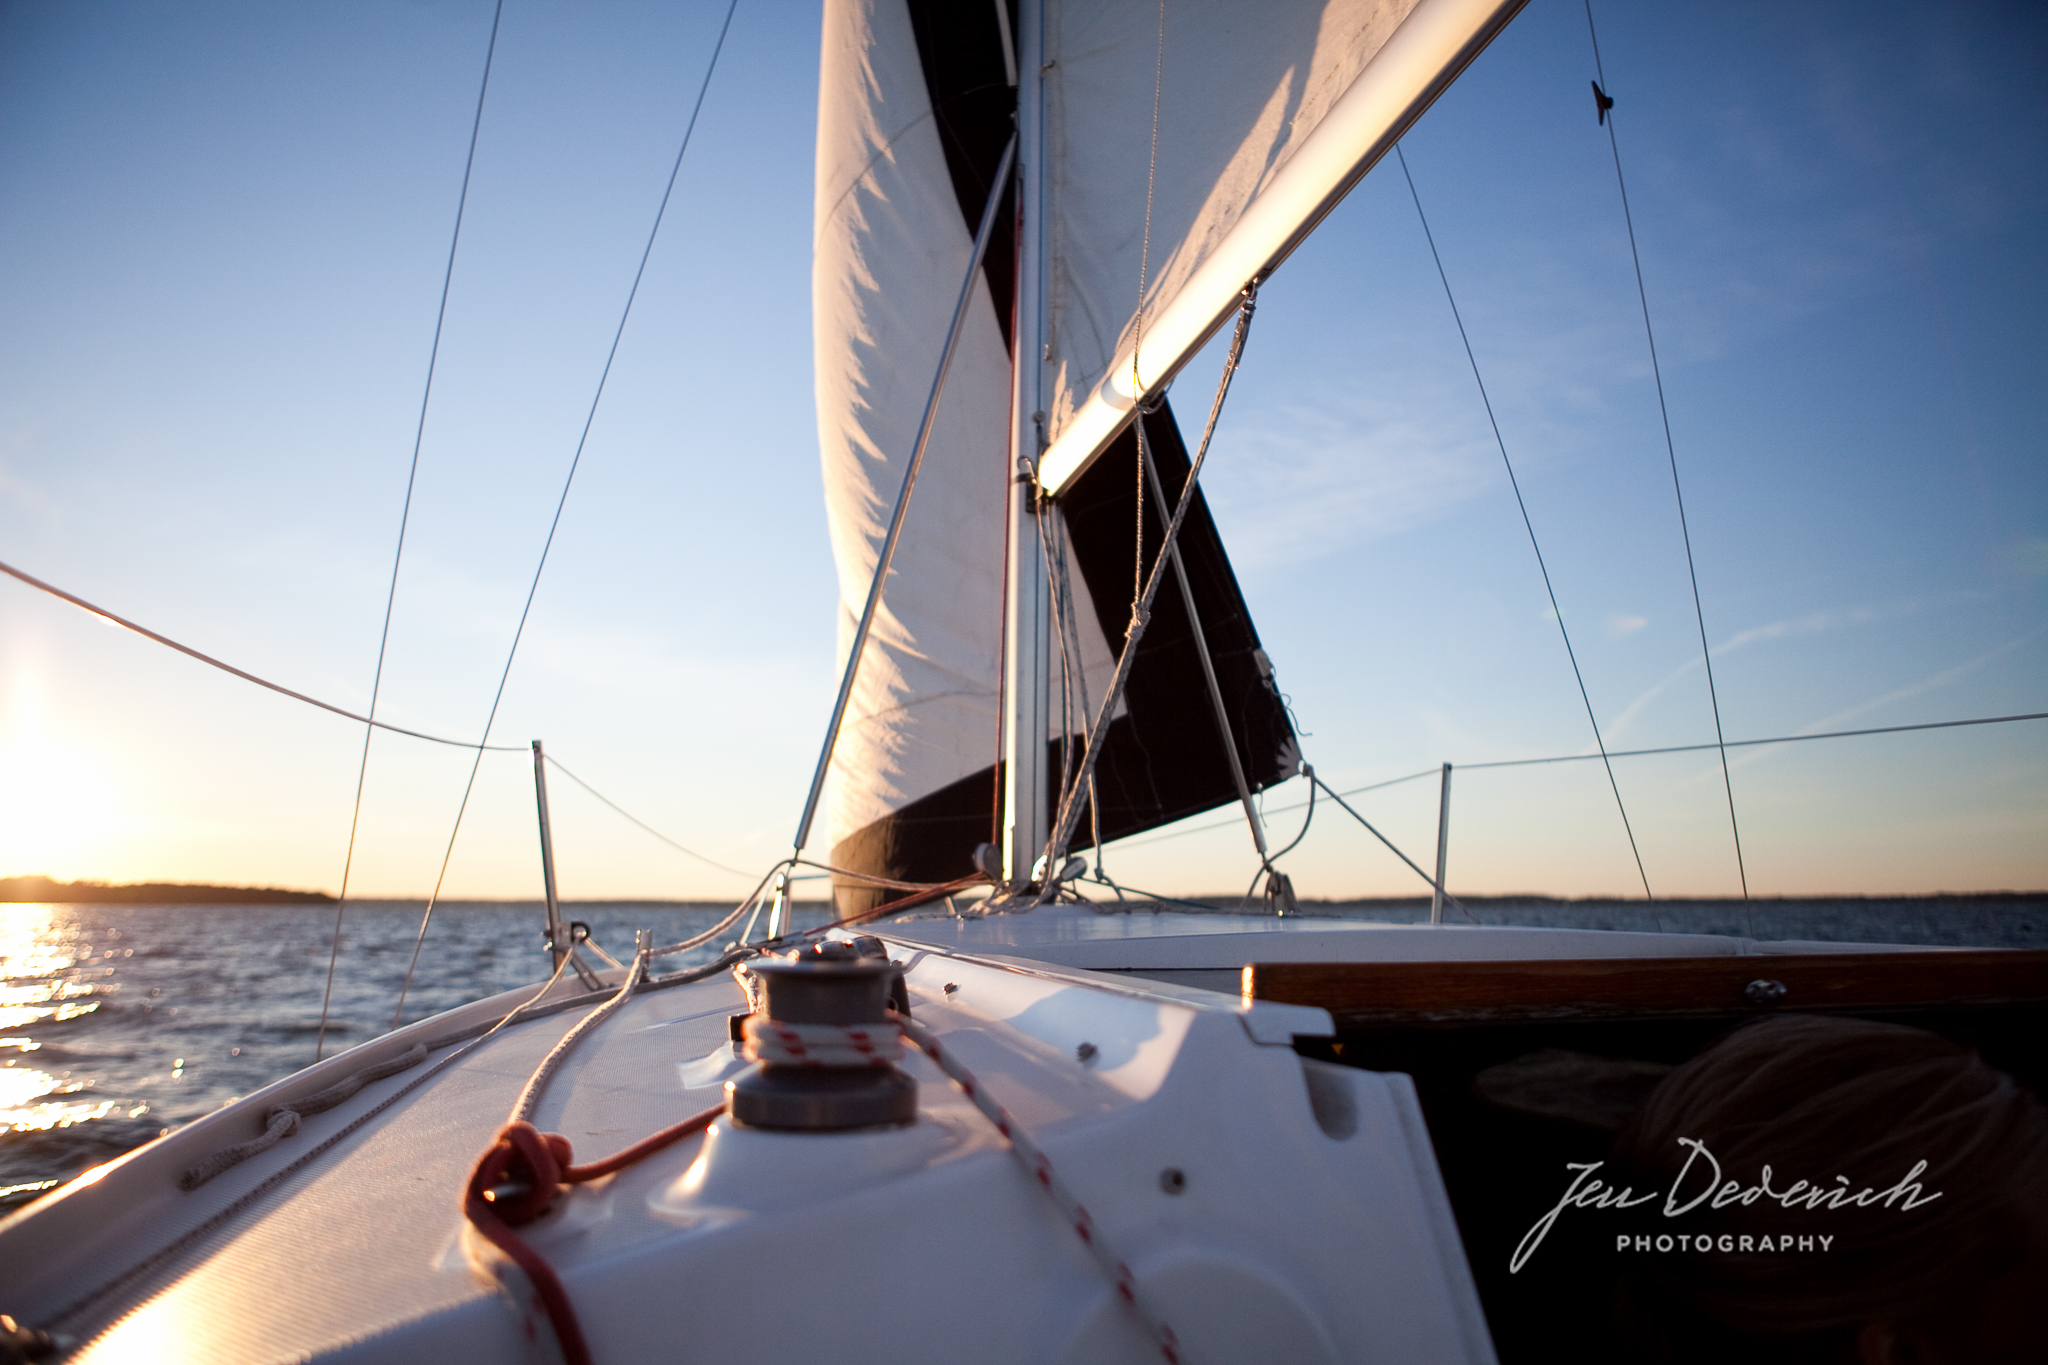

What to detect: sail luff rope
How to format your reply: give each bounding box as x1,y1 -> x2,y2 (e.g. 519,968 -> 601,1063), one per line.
789,132 -> 1019,858
1395,143 -> 1657,912
316,0 -> 507,1063
1039,498 -> 1083,840
1041,288 -> 1256,885
392,0 -> 741,1029
1130,0 -> 1168,621
1584,0 -> 1751,917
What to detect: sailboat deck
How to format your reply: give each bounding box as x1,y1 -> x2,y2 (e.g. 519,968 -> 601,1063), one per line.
3,915 -> 2034,1362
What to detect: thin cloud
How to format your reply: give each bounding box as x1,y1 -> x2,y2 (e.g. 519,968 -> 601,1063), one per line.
1592,590 -> 1995,751
1717,627 -> 2045,778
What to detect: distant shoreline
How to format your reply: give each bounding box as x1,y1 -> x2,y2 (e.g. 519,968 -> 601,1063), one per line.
3,882 -> 2038,910
0,876 -> 334,904
228,891 -> 2048,905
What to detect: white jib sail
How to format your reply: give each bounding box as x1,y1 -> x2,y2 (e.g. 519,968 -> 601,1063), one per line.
1034,0 -> 1525,495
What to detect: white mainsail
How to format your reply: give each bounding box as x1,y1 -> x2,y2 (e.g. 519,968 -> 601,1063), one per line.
815,0 -> 1123,905
814,0 -> 1523,905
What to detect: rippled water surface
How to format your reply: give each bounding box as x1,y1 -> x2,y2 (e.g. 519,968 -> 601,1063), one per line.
1,894 -> 2038,1213
0,901 -> 828,1213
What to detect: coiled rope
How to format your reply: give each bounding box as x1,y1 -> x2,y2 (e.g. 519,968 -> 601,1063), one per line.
463,938 -> 723,1365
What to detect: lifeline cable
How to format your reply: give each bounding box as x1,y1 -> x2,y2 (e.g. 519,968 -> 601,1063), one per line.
317,0 -> 508,1063
542,754 -> 754,879
0,560 -> 519,752
1119,710 -> 2048,851
1583,0 -> 1750,917
1311,772 -> 1477,923
1395,143 -> 1657,909
391,0 -> 742,1029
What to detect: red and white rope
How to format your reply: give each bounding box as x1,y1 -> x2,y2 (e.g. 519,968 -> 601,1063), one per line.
742,1017 -> 904,1068
892,1011 -> 1181,1364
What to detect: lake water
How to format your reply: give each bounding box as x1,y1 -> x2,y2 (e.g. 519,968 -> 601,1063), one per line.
2,894 -> 2040,1214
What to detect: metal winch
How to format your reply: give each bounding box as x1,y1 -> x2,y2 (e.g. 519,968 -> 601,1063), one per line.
726,940 -> 917,1131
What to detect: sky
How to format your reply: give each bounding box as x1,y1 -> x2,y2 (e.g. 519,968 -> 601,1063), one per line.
0,0 -> 2042,903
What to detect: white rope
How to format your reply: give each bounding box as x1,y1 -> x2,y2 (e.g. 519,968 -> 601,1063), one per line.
742,1017 -> 903,1068
179,1043 -> 432,1190
512,947 -> 646,1124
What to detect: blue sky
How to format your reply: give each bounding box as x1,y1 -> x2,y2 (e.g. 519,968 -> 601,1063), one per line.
2,0 -> 2042,902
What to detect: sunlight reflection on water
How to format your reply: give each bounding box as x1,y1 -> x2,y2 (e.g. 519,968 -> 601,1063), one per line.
0,900 -> 821,1213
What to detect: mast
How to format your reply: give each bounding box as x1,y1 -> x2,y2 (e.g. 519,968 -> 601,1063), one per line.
1000,0 -> 1048,887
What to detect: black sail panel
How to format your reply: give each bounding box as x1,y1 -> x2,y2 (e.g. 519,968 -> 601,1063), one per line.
823,2 -> 1296,911
1057,402 -> 1300,845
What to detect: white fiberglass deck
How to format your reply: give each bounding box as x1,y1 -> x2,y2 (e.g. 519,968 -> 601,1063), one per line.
0,917 -> 1600,1364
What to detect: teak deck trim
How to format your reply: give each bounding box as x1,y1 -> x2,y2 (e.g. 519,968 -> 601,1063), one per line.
1242,950 -> 2048,1025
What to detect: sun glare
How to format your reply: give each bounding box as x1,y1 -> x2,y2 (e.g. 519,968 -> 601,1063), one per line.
0,674 -> 128,876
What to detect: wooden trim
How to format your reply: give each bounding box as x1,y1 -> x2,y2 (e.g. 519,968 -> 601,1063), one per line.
1243,950 -> 2048,1026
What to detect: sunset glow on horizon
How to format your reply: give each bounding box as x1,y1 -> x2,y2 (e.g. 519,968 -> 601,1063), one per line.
1,0 -> 2042,901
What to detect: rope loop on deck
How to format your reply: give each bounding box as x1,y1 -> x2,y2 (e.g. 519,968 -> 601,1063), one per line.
179,1042 -> 431,1190
462,1106 -> 722,1365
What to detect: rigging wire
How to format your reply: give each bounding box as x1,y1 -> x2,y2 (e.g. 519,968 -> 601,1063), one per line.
789,131 -> 1018,858
1115,710 -> 2048,854
1139,426 -> 1271,866
316,0 -> 506,1063
1310,771 -> 1478,923
1042,288 -> 1257,882
0,560 -> 522,752
1394,143 -> 1657,910
1583,0 -> 1751,916
541,754 -> 754,879
1130,0 -> 1168,617
392,0 -> 742,1029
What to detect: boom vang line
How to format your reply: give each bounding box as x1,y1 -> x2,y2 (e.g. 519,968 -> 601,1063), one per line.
1394,143 -> 1657,910
392,0 -> 743,1028
317,0 -> 507,1063
1584,0 -> 1751,920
